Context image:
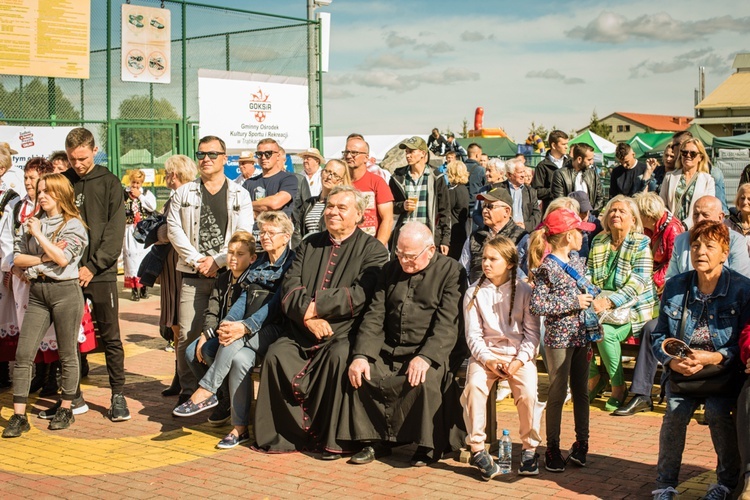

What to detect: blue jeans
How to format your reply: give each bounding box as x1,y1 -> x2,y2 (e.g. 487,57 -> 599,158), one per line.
656,387 -> 740,490
185,325 -> 282,426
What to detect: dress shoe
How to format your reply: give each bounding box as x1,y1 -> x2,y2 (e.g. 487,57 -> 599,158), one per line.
410,446 -> 435,467
349,444 -> 391,465
613,395 -> 653,416
320,450 -> 343,461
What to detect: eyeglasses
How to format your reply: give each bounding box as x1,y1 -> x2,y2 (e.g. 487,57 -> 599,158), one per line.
321,169 -> 343,181
341,150 -> 366,157
195,151 -> 225,160
259,229 -> 285,238
395,245 -> 432,262
255,151 -> 278,160
680,150 -> 700,159
482,202 -> 502,211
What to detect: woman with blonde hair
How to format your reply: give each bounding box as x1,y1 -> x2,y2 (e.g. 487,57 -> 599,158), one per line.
3,173 -> 88,437
660,138 -> 714,228
293,159 -> 351,245
122,168 -> 156,301
157,155 -> 198,397
447,160 -> 470,260
586,195 -> 658,412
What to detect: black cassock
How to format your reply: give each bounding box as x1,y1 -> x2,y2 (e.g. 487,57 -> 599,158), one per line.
337,253 -> 466,453
254,228 -> 388,453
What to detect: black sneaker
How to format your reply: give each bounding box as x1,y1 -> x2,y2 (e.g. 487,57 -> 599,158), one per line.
544,446 -> 566,472
130,289 -> 140,302
568,440 -> 588,467
39,395 -> 89,420
470,449 -> 502,481
2,414 -> 30,438
518,451 -> 540,475
140,286 -> 149,299
207,404 -> 231,426
48,407 -> 74,430
108,393 -> 131,422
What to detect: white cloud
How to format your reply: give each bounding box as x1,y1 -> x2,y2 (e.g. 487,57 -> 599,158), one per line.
460,31 -> 485,42
364,52 -> 428,70
526,68 -> 585,85
415,41 -> 454,53
324,87 -> 354,99
384,31 -> 415,48
567,11 -> 750,43
328,67 -> 479,93
527,69 -> 565,80
629,47 -> 731,78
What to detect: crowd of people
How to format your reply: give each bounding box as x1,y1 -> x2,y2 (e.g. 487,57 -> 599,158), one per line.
1,127 -> 750,500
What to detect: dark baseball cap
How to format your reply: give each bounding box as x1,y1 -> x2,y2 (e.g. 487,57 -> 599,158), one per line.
568,191 -> 593,213
476,187 -> 514,209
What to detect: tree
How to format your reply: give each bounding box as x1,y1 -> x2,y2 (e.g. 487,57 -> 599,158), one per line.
100,95 -> 181,157
528,122 -> 549,145
589,110 -> 613,141
460,118 -> 468,138
0,78 -> 80,122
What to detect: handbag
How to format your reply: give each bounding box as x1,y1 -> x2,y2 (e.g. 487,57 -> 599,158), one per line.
667,272 -> 743,398
597,290 -> 636,326
134,213 -> 166,247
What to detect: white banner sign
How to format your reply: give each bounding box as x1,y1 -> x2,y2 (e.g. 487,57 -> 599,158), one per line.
0,125 -> 76,169
198,69 -> 310,151
121,4 -> 171,84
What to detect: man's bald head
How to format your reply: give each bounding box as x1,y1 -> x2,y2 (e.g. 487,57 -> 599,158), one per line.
692,196 -> 724,225
398,221 -> 434,248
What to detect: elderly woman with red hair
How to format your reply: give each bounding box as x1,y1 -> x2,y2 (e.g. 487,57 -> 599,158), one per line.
651,221 -> 750,500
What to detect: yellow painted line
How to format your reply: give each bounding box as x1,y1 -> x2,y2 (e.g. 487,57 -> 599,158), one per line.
0,404 -> 230,476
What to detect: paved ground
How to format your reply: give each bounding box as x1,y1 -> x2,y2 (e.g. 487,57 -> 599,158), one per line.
0,281 -> 723,499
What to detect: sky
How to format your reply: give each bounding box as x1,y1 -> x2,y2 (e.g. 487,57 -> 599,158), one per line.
165,1 -> 750,142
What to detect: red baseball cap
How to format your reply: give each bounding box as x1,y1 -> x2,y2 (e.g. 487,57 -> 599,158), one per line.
542,208 -> 596,235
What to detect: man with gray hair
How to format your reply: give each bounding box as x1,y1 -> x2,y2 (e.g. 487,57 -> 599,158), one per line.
254,185 -> 389,457
499,158 -> 541,232
343,221 -> 465,467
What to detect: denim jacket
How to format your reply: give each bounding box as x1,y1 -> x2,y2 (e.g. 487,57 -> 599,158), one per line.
650,268 -> 750,367
223,247 -> 295,343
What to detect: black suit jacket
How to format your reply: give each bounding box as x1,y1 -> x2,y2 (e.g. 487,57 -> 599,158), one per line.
499,180 -> 541,233
550,164 -> 604,213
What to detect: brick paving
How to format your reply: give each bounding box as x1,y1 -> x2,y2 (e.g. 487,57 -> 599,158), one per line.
0,280 -> 721,499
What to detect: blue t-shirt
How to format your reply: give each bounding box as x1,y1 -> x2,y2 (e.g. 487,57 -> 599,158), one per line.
243,170 -> 298,217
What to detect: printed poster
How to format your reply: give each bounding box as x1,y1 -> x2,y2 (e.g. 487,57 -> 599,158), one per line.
198,69 -> 310,151
121,4 -> 170,84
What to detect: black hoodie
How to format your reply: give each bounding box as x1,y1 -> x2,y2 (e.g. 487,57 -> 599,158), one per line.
64,164 -> 126,283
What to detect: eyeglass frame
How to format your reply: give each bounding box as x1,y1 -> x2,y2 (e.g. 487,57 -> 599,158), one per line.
195,151 -> 225,160
341,150 -> 367,157
255,150 -> 278,160
394,244 -> 433,262
680,150 -> 700,159
321,169 -> 343,182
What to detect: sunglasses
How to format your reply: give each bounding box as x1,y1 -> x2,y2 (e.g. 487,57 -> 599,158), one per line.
195,151 -> 225,160
680,150 -> 700,159
255,151 -> 278,159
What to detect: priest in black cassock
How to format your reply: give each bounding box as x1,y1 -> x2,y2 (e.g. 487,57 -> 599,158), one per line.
253,185 -> 389,457
341,221 -> 465,467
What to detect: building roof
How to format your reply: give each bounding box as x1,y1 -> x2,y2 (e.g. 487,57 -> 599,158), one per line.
733,53 -> 750,71
613,112 -> 693,132
695,71 -> 750,110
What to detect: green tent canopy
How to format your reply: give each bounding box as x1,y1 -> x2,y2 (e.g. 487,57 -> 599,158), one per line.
456,136 -> 518,157
685,123 -> 716,148
713,132 -> 750,149
569,130 -> 616,155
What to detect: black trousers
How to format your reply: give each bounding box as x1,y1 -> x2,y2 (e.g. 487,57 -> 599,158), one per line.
630,319 -> 659,396
83,281 -> 125,394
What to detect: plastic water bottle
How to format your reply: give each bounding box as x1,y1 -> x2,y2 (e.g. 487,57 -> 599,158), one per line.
498,429 -> 512,474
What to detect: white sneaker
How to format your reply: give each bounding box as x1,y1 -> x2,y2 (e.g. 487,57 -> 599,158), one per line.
564,386 -> 572,405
